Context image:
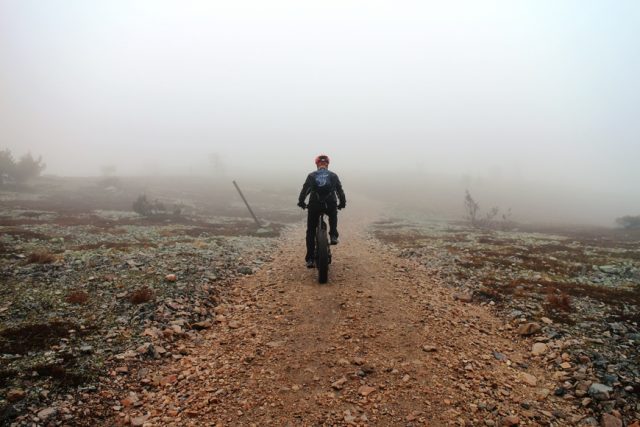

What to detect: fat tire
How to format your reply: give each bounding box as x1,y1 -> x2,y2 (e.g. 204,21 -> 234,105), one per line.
316,226 -> 329,284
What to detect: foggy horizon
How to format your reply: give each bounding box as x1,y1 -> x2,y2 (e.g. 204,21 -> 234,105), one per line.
2,1 -> 639,225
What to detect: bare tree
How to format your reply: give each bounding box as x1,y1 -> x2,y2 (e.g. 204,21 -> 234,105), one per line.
464,190 -> 512,229
464,190 -> 480,226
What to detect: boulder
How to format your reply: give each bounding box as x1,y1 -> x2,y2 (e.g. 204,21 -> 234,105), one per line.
517,323 -> 542,336
588,383 -> 612,401
600,414 -> 622,427
453,292 -> 473,303
531,343 -> 548,356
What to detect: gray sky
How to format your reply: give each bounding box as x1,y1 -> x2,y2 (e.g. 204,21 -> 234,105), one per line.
1,1 -> 639,196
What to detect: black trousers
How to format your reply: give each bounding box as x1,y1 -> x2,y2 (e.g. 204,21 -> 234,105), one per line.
305,206 -> 338,261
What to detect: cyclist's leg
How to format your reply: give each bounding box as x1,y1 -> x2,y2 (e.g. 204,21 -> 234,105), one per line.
327,206 -> 338,239
306,207 -> 319,261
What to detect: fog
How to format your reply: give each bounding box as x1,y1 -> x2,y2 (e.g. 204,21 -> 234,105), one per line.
1,1 -> 639,225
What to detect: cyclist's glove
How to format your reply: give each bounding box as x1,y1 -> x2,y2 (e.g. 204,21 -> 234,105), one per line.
297,201 -> 307,210
338,203 -> 346,210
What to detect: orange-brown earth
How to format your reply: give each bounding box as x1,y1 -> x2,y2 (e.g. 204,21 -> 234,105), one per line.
92,208 -> 595,426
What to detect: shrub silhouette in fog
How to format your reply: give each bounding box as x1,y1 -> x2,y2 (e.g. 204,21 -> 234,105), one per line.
133,194 -> 182,217
0,149 -> 46,185
616,215 -> 640,229
464,190 -> 506,229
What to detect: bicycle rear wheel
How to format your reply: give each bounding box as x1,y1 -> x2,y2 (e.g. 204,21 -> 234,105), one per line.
316,222 -> 329,284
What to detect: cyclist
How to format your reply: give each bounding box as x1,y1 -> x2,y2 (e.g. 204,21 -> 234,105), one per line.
297,154 -> 346,268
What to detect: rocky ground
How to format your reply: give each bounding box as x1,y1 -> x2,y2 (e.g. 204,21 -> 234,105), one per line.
1,179 -> 638,426
373,218 -> 640,425
0,177 -> 291,426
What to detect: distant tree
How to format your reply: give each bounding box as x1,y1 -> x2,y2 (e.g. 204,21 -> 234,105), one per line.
0,149 -> 16,184
464,190 -> 480,226
208,152 -> 226,175
13,152 -> 46,183
133,194 -> 153,216
616,215 -> 640,229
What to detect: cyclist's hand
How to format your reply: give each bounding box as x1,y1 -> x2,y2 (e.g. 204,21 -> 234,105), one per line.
338,203 -> 346,210
297,201 -> 307,210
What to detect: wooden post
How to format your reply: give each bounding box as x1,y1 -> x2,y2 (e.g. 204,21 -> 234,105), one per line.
232,180 -> 262,227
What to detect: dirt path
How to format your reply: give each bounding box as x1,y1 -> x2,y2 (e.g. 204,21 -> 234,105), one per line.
111,209 -> 585,426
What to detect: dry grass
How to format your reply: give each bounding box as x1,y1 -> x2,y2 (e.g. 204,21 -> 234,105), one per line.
27,249 -> 57,264
128,286 -> 154,304
65,290 -> 89,305
546,292 -> 572,311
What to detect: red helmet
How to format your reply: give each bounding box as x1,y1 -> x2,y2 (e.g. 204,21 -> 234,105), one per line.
315,154 -> 330,166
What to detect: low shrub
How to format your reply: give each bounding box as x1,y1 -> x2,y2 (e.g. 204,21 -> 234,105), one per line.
547,292 -> 572,311
65,290 -> 89,305
128,286 -> 154,304
27,249 -> 56,264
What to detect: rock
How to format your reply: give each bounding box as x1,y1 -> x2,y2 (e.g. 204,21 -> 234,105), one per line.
502,415 -> 520,426
131,415 -> 149,426
588,383 -> 612,400
540,317 -> 553,325
160,374 -> 177,385
228,320 -> 240,329
6,388 -> 26,402
598,265 -> 620,275
422,345 -> 437,352
600,414 -> 622,427
192,320 -> 212,330
121,393 -> 139,407
165,274 -> 177,282
215,314 -> 226,323
352,357 -> 365,365
521,373 -> 537,387
453,292 -> 473,303
531,343 -> 548,356
237,266 -> 253,275
79,345 -> 94,354
358,385 -> 376,396
517,323 -> 541,336
331,377 -> 347,390
142,327 -> 161,338
136,343 -> 153,355
602,374 -> 618,386
493,352 -> 508,361
37,407 -> 57,421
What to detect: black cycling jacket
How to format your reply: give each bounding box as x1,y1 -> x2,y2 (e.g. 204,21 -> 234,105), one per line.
298,169 -> 346,209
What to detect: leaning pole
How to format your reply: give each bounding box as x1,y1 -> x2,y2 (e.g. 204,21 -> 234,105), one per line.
232,180 -> 262,227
